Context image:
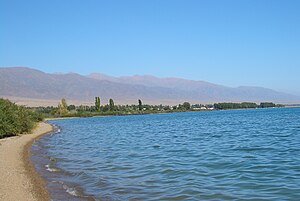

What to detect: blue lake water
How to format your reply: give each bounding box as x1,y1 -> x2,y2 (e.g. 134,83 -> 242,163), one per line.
32,108 -> 300,200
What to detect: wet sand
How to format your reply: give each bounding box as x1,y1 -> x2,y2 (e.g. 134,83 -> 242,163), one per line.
0,122 -> 53,201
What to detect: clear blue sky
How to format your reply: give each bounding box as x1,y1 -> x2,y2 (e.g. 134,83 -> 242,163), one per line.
1,0 -> 300,95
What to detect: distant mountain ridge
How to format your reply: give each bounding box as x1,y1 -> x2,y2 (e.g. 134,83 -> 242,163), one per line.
0,67 -> 299,106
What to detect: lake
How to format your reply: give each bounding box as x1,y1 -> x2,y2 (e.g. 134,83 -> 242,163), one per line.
32,108 -> 300,200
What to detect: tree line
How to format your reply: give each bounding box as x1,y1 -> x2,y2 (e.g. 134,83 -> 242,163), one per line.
31,97 -> 284,119
41,98 -> 160,117
32,98 -> 209,118
213,102 -> 283,110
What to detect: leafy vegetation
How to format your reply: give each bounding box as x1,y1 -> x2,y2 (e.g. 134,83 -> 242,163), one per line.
95,97 -> 100,112
29,98 -> 284,119
213,102 -> 258,110
109,99 -> 115,111
260,102 -> 277,108
138,99 -> 143,111
0,99 -> 43,138
57,98 -> 68,116
213,102 -> 284,110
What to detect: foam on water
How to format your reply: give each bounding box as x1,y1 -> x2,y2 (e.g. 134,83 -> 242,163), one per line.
45,164 -> 60,172
62,183 -> 78,197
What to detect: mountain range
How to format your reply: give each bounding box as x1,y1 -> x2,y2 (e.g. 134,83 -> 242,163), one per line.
0,67 -> 299,106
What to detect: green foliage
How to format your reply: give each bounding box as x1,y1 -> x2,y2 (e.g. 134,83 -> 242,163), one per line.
57,98 -> 69,116
30,111 -> 45,122
67,104 -> 76,111
182,102 -> 191,110
138,99 -> 143,111
109,99 -> 115,111
214,102 -> 258,110
102,104 -> 110,112
95,97 -> 100,112
259,102 -> 276,108
0,99 -> 40,138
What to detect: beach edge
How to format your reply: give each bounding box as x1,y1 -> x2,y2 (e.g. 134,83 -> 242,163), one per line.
0,122 -> 54,201
23,122 -> 54,201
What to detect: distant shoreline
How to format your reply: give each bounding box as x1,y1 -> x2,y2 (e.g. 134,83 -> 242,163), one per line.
43,106 -> 289,120
0,122 -> 53,201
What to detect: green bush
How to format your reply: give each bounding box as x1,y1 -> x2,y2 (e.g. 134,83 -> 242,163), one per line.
0,99 -> 41,138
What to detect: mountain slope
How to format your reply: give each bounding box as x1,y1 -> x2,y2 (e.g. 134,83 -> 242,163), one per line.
0,67 -> 189,104
88,73 -> 300,103
0,67 -> 299,105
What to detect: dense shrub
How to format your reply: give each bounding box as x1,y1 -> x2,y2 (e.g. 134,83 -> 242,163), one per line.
0,99 -> 41,138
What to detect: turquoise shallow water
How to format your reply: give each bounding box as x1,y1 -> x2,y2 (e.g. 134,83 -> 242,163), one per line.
32,108 -> 300,200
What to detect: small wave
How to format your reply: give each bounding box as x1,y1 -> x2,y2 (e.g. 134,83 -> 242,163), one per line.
49,125 -> 61,136
54,181 -> 99,201
45,164 -> 60,172
59,182 -> 79,197
65,186 -> 78,196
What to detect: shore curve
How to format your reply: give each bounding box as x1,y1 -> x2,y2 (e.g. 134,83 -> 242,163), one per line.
0,122 -> 53,201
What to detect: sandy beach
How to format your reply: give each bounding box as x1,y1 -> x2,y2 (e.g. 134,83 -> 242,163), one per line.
0,122 -> 53,201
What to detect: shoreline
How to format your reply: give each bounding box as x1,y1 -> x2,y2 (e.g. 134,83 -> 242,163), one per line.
43,106 -> 288,121
0,122 -> 54,201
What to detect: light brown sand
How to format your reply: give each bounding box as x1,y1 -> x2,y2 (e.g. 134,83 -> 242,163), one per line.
0,122 -> 53,201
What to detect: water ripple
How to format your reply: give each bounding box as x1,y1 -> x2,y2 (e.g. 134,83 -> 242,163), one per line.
32,108 -> 300,200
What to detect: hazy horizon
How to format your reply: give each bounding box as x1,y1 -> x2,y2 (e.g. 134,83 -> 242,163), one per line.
1,0 -> 300,95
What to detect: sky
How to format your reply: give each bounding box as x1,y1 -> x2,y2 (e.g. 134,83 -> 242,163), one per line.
1,0 -> 300,95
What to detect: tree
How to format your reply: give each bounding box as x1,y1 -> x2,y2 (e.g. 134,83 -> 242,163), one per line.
109,99 -> 115,111
138,99 -> 143,111
57,98 -> 68,116
95,97 -> 100,112
182,102 -> 191,110
102,104 -> 109,112
260,102 -> 276,108
67,105 -> 76,111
